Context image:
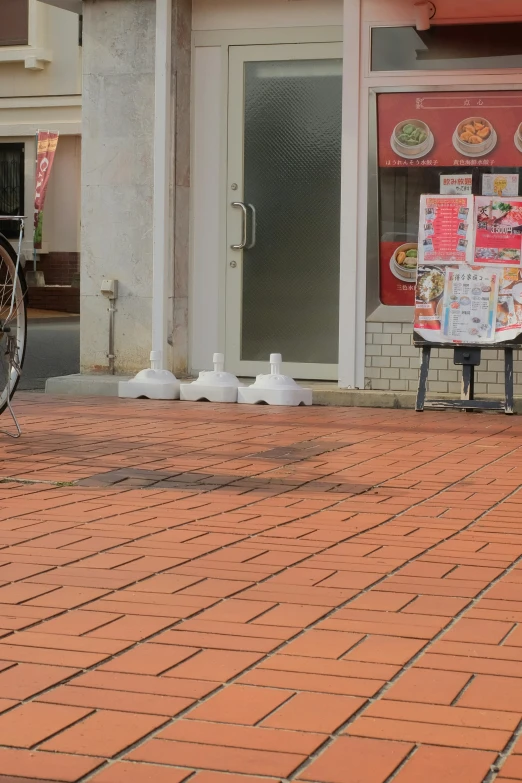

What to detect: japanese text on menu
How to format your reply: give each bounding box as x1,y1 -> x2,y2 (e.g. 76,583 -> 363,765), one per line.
474,197 -> 522,266
442,267 -> 498,343
419,195 -> 474,266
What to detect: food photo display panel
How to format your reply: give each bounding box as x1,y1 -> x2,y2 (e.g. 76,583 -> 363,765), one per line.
378,90 -> 522,307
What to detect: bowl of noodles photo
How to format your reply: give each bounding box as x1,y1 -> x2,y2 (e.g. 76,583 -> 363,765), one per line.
416,267 -> 445,303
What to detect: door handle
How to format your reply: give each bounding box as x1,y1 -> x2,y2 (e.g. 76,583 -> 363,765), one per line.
231,202 -> 248,250
246,204 -> 257,250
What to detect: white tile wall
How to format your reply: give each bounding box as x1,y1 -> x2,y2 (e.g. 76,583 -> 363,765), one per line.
365,322 -> 520,395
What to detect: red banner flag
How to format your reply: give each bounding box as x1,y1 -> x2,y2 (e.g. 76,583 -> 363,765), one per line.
33,131 -> 59,250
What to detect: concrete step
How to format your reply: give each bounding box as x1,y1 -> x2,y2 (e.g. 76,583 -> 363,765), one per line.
46,374 -> 131,397
45,374 -> 522,412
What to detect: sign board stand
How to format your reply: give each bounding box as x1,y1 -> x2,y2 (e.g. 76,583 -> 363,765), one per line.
415,339 -> 515,414
412,194 -> 522,414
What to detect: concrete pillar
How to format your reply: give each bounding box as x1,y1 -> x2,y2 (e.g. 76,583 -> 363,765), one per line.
170,0 -> 191,375
338,0 -> 365,389
80,0 -> 191,376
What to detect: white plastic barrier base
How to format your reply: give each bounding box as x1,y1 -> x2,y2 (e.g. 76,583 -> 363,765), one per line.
181,384 -> 238,403
180,354 -> 243,403
118,369 -> 180,400
238,354 -> 312,407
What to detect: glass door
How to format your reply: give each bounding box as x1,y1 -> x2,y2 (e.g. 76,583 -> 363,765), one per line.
226,43 -> 342,380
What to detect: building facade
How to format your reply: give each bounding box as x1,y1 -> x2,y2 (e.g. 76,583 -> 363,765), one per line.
0,0 -> 81,292
42,0 -> 522,397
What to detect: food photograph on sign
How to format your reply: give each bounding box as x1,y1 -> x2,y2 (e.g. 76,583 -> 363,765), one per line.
496,268 -> 522,337
413,265 -> 445,336
474,197 -> 522,265
453,118 -> 496,158
377,90 -> 522,307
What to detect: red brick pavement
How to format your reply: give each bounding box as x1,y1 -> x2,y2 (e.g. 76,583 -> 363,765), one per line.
0,394 -> 522,781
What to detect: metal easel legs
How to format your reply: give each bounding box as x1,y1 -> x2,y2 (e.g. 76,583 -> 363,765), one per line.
415,345 -> 431,412
415,344 -> 515,415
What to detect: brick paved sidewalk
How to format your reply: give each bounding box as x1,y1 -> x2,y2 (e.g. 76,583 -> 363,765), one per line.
0,395 -> 521,781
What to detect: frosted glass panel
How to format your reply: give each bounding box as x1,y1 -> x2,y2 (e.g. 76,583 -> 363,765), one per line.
241,59 -> 342,364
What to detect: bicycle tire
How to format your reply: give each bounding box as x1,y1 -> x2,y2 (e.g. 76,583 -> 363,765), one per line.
0,232 -> 27,416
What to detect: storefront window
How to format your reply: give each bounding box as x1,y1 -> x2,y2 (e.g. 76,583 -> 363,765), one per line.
377,91 -> 522,305
0,0 -> 29,47
372,24 -> 522,72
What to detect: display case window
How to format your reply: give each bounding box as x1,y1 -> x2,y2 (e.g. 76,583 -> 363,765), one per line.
377,91 -> 522,306
372,24 -> 522,72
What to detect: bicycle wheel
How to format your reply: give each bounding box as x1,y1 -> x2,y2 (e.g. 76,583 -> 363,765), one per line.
0,233 -> 27,415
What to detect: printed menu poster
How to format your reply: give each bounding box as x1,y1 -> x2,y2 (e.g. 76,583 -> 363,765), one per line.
414,265 -> 447,337
418,195 -> 474,266
495,267 -> 522,341
441,266 -> 498,343
414,264 -> 500,344
474,197 -> 522,265
482,174 -> 519,197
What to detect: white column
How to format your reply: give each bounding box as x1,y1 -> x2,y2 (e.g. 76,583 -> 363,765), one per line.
338,0 -> 365,389
118,0 -> 180,399
151,0 -> 172,371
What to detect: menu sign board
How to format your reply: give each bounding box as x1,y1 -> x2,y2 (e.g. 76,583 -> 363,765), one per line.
414,195 -> 522,344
